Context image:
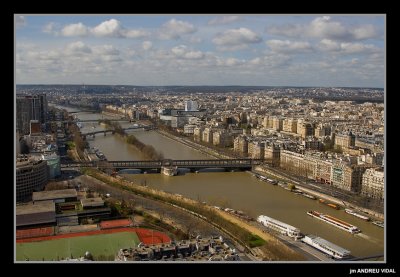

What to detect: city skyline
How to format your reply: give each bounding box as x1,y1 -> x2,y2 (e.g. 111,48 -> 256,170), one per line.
16,14 -> 385,88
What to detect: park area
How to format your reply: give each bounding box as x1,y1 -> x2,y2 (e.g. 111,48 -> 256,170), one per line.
16,227 -> 171,261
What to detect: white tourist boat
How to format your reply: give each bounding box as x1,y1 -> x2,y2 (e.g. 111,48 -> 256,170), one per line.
302,235 -> 351,259
345,209 -> 370,221
307,211 -> 360,234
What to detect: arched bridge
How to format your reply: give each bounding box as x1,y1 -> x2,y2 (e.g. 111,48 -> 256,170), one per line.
61,159 -> 263,171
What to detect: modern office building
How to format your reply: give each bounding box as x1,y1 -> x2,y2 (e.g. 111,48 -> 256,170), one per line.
41,153 -> 61,179
16,156 -> 48,202
185,100 -> 198,112
16,94 -> 47,135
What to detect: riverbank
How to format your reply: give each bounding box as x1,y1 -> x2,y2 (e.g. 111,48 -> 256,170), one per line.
155,129 -> 232,159
82,168 -> 304,260
101,111 -> 126,119
154,129 -> 384,220
253,166 -> 384,220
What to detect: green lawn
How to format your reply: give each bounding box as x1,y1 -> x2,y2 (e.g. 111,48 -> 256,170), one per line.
248,234 -> 266,248
16,232 -> 140,261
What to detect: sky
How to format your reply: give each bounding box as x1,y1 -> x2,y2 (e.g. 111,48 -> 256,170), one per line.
15,15 -> 385,87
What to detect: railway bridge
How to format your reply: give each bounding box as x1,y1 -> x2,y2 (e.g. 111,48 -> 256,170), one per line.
61,159 -> 263,172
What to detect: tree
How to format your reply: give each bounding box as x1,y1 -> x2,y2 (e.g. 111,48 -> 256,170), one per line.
288,184 -> 296,191
20,139 -> 30,154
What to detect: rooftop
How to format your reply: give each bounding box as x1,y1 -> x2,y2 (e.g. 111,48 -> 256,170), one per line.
80,197 -> 104,207
32,189 -> 77,201
16,201 -> 56,227
16,200 -> 55,215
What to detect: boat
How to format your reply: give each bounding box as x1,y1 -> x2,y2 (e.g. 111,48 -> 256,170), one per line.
302,193 -> 317,200
257,215 -> 302,239
162,166 -> 178,176
258,175 -> 267,181
302,235 -> 351,259
265,178 -> 278,185
372,221 -> 384,228
327,203 -> 340,210
307,211 -> 360,234
319,199 -> 340,209
345,209 -> 370,221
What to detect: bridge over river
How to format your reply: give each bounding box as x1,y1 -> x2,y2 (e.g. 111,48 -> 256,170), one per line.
61,158 -> 264,172
82,125 -> 154,137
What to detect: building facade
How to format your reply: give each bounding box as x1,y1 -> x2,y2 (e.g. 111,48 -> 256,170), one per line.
16,94 -> 47,135
16,157 -> 48,202
282,118 -> 297,133
249,141 -> 265,159
234,135 -> 248,156
331,162 -> 371,193
335,132 -> 356,149
193,126 -> 204,142
184,124 -> 196,135
264,144 -> 280,166
185,100 -> 198,111
361,168 -> 384,200
212,130 -> 233,147
202,127 -> 213,143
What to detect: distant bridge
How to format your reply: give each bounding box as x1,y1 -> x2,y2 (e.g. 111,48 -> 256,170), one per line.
68,110 -> 97,114
61,159 -> 263,171
82,125 -> 154,137
77,119 -> 129,122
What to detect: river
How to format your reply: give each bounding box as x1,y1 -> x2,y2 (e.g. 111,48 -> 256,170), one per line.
60,106 -> 384,259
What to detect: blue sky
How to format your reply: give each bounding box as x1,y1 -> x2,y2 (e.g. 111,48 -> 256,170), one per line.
15,15 -> 385,87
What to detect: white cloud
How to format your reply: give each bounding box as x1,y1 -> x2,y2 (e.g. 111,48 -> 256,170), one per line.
93,45 -> 120,56
123,29 -> 149,39
159,19 -> 197,40
189,36 -> 202,44
171,45 -> 187,57
318,39 -> 380,54
43,22 -> 57,35
208,16 -> 241,25
92,19 -> 123,37
216,57 -> 245,67
308,16 -> 349,40
171,45 -> 204,60
16,15 -> 26,28
249,57 -> 262,65
184,51 -> 204,60
266,39 -> 312,53
61,22 -> 89,37
16,16 -> 383,87
318,39 -> 341,51
267,23 -> 303,38
225,57 -> 243,66
352,25 -> 378,40
246,54 -> 291,69
340,42 -> 380,54
65,41 -> 92,54
142,41 -> 153,51
267,16 -> 379,41
53,19 -> 148,38
213,28 -> 262,50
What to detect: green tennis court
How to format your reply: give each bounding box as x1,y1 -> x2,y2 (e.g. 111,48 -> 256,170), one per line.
16,231 -> 140,261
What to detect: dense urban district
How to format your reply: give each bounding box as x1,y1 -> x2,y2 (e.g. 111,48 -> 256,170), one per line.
16,85 -> 384,262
